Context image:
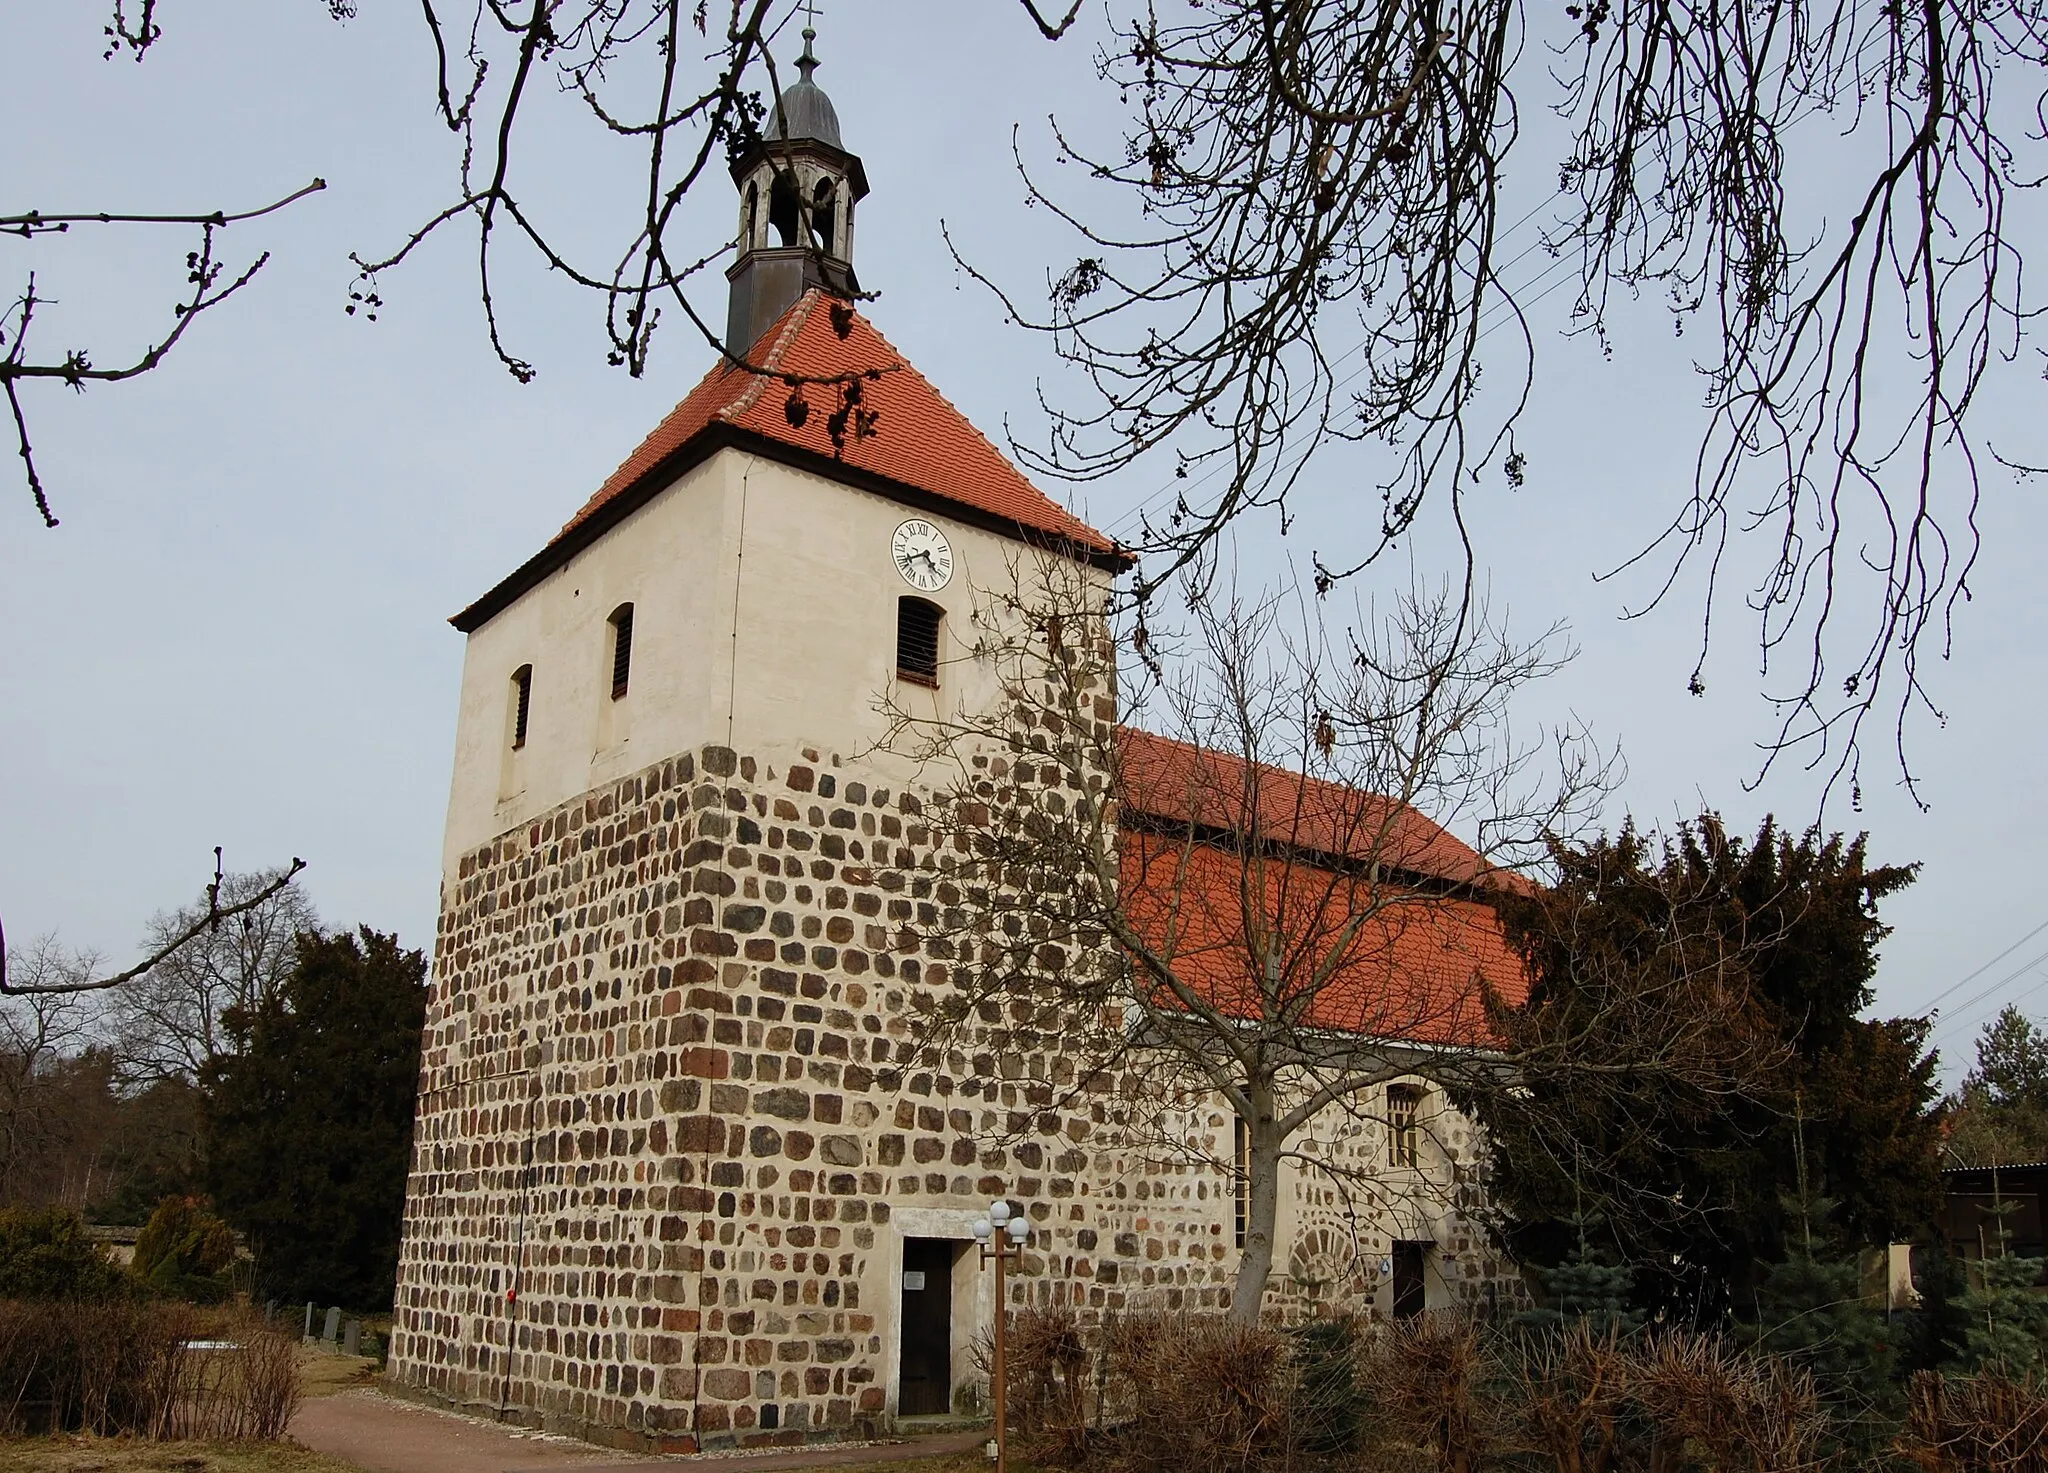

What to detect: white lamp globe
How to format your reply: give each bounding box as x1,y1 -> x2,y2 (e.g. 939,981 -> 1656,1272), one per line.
1006,1217 -> 1029,1244
988,1200 -> 1012,1225
972,1218 -> 992,1241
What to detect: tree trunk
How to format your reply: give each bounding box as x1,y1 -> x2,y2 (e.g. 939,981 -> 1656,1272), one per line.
1229,1094 -> 1282,1323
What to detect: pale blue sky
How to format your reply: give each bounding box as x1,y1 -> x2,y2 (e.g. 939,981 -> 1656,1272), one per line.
2,0 -> 2043,1077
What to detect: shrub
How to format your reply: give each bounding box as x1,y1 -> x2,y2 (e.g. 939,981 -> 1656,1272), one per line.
1287,1317 -> 1366,1456
1627,1329 -> 1829,1470
0,1300 -> 297,1438
0,1209 -> 126,1302
1365,1314 -> 1500,1473
1097,1314 -> 1291,1473
1512,1321 -> 1638,1473
1005,1301 -> 1092,1464
131,1194 -> 237,1301
1900,1367 -> 2048,1472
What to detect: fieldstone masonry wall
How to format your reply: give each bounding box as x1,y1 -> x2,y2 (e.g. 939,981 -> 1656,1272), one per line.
391,743 -> 1519,1452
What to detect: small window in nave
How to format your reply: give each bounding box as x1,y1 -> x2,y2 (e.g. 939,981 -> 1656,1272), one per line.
1387,1083 -> 1423,1168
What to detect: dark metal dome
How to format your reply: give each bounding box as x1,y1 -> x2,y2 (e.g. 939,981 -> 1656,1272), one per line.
765,30 -> 843,149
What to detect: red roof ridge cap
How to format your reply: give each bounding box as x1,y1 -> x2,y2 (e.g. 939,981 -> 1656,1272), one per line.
720,291 -> 823,422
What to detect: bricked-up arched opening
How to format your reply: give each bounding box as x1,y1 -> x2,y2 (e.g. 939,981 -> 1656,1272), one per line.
896,597 -> 941,686
608,603 -> 634,700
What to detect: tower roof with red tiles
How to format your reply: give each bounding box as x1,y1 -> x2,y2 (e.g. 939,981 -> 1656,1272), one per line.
453,292 -> 1125,630
566,291 -> 1116,556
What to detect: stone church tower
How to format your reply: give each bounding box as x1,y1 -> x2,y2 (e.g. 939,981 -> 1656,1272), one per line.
390,35 -> 1519,1453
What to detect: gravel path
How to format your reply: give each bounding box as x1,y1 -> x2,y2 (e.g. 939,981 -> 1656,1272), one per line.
289,1387 -> 987,1473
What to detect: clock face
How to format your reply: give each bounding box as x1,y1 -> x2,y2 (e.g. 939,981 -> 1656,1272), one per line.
891,518 -> 954,592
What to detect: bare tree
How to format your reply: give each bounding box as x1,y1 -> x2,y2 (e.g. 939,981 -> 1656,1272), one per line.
0,940 -> 108,1204
24,0 -> 2037,798
4,4 -> 327,526
956,0 -> 2045,807
3,177 -> 326,527
110,867 -> 320,1085
881,562 -> 1631,1318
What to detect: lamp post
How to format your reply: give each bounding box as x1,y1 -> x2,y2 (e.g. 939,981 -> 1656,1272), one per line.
972,1200 -> 1030,1473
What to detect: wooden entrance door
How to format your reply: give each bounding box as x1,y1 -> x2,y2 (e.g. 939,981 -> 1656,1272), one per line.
898,1239 -> 954,1415
1392,1240 -> 1427,1319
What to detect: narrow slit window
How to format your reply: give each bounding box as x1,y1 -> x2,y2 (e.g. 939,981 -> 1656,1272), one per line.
510,665 -> 532,750
1387,1084 -> 1422,1168
897,597 -> 942,685
608,604 -> 634,700
1233,1117 -> 1250,1249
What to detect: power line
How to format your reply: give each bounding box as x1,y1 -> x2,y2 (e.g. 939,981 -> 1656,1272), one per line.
1925,942 -> 2048,1053
1929,974 -> 2048,1062
1919,916 -> 2048,1014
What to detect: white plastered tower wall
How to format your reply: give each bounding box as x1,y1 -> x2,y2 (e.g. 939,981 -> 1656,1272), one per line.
443,447 -> 1081,871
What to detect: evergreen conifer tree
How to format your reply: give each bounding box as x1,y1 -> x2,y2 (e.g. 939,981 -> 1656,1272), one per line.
1955,1198 -> 2048,1375
1738,1102 -> 1900,1452
204,926 -> 426,1310
1518,1215 -> 1643,1337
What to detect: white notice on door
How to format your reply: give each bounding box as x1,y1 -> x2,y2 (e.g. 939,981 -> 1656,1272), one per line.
902,1271 -> 926,1290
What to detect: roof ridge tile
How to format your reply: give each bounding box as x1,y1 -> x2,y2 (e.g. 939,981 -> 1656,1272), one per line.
720,290 -> 822,423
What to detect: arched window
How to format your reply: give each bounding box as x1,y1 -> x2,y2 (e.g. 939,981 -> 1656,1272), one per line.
810,178 -> 837,255
897,597 -> 942,686
768,173 -> 802,248
608,604 -> 634,700
509,665 -> 533,749
1387,1084 -> 1422,1168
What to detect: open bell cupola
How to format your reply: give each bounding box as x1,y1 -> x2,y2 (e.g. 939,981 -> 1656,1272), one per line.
726,26 -> 870,355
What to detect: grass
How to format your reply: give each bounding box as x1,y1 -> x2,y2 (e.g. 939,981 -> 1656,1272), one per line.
0,1439 -> 363,1473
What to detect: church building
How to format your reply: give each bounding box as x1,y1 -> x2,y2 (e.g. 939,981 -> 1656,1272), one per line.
389,33 -> 1524,1453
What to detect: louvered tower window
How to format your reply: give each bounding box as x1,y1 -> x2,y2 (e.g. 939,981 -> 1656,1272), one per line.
608,604 -> 634,700
897,597 -> 942,685
510,665 -> 533,749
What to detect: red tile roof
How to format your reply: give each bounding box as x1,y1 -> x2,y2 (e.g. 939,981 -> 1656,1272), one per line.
1118,830 -> 1526,1047
1113,729 -> 1531,1048
1116,728 -> 1532,894
555,290 -> 1119,556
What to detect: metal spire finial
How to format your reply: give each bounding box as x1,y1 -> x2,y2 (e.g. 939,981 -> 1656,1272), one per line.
796,0 -> 820,81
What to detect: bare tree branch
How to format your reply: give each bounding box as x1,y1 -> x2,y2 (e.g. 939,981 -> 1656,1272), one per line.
1,179 -> 327,526
971,0 -> 2048,807
0,851 -> 307,996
